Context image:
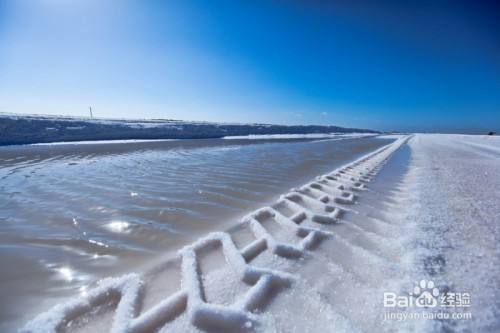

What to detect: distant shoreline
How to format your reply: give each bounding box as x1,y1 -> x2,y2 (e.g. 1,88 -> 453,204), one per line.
0,113 -> 378,146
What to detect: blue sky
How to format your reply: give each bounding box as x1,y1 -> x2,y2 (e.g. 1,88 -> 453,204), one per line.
0,0 -> 498,132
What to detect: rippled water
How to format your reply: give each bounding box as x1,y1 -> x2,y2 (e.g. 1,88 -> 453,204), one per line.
0,136 -> 393,329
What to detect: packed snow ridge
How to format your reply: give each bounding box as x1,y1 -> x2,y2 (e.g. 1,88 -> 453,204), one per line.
0,113 -> 378,146
21,137 -> 409,333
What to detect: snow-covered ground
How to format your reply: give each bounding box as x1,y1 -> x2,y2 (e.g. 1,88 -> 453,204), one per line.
17,134 -> 500,332
400,134 -> 500,332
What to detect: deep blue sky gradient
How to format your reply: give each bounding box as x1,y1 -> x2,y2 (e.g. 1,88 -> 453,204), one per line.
0,0 -> 498,132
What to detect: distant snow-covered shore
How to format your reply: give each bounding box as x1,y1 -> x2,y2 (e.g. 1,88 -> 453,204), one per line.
0,113 -> 378,146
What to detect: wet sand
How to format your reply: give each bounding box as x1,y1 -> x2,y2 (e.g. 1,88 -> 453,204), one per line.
0,136 -> 393,331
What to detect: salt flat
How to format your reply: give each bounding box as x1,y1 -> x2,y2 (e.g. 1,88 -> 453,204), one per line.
16,134 -> 500,332
0,136 -> 393,331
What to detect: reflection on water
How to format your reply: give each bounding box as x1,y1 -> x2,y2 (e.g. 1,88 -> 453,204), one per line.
0,136 -> 392,329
